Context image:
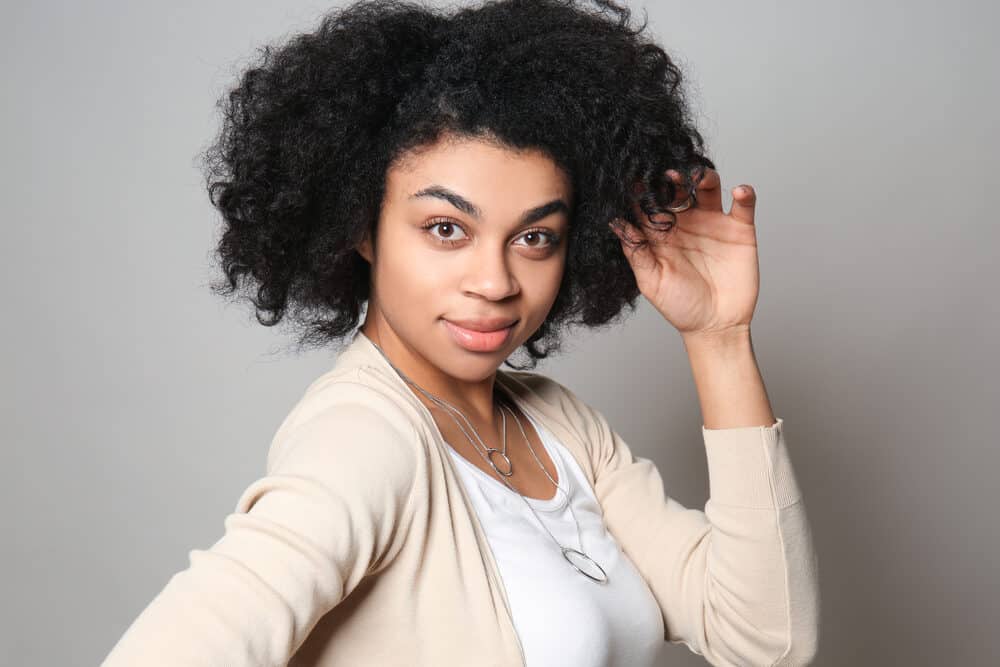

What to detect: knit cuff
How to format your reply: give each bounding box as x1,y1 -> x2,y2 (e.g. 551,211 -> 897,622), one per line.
701,417 -> 802,509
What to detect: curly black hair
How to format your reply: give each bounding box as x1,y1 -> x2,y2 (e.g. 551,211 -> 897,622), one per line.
200,0 -> 714,369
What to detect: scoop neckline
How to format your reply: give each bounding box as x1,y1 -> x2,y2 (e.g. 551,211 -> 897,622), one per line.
446,408 -> 571,513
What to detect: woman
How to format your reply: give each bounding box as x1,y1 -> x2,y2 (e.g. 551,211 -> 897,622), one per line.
103,0 -> 819,665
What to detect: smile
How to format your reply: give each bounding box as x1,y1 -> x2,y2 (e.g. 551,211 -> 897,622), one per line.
442,319 -> 517,352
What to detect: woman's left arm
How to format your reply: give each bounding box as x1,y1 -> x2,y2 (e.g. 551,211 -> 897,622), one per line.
682,328 -> 774,430
581,392 -> 819,666
600,168 -> 821,664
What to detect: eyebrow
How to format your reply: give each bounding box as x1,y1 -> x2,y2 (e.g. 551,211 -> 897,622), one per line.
409,185 -> 570,226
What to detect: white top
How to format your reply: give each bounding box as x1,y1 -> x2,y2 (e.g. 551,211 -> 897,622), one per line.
445,408 -> 665,667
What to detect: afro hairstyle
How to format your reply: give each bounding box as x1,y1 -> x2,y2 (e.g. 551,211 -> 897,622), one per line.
200,0 -> 715,369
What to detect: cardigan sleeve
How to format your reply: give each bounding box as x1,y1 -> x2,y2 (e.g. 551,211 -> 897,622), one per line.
101,382 -> 421,666
557,384 -> 820,667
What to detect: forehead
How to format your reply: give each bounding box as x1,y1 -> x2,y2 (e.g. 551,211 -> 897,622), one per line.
385,136 -> 572,204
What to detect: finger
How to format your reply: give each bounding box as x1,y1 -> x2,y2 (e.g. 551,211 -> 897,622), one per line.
628,182 -> 665,229
665,167 -> 722,214
729,184 -> 756,225
691,167 -> 723,212
628,179 -> 681,237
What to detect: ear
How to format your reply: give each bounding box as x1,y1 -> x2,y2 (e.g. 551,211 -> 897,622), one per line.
356,231 -> 374,264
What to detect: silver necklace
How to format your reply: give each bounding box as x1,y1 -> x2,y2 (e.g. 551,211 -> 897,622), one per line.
367,340 -> 608,583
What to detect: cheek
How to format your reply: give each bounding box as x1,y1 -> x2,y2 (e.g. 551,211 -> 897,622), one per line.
537,249 -> 567,291
374,232 -> 447,301
521,255 -> 565,311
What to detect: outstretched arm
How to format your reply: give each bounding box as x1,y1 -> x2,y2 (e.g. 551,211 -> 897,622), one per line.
101,383 -> 421,666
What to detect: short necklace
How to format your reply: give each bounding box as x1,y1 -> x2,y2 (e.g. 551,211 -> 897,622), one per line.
367,340 -> 608,583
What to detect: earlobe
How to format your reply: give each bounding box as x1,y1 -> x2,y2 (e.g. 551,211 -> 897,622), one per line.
356,234 -> 373,264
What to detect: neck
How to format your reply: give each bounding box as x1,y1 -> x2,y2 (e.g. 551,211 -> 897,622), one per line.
419,390 -> 500,431
360,324 -> 505,425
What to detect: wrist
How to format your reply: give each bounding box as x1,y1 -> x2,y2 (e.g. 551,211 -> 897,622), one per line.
680,326 -> 775,429
681,324 -> 753,352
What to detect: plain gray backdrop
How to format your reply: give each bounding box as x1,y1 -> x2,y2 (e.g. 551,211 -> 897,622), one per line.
4,1 -> 997,665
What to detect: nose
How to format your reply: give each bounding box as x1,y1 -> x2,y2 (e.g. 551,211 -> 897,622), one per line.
460,244 -> 520,301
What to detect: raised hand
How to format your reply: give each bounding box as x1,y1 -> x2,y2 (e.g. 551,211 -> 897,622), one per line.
609,168 -> 761,338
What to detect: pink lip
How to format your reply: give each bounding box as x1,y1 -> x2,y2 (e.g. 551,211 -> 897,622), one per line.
443,319 -> 516,352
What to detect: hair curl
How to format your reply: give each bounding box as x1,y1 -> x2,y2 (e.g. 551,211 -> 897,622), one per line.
200,0 -> 714,369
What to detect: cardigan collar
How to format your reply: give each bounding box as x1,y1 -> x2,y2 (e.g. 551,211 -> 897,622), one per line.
332,328 -> 610,667
335,328 -> 599,487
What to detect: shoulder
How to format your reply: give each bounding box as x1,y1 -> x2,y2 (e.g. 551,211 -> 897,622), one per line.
500,369 -> 599,418
498,368 -> 612,449
266,366 -> 422,476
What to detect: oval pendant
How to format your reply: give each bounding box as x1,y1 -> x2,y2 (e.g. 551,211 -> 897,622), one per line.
562,547 -> 609,583
487,448 -> 514,477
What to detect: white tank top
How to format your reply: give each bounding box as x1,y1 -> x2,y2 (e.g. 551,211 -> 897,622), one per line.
445,409 -> 665,667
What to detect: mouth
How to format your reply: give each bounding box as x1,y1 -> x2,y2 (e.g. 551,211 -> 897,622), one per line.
442,318 -> 518,353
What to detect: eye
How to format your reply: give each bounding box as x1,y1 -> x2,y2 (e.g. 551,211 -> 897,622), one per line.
421,219 -> 469,246
514,228 -> 560,250
419,218 -> 562,253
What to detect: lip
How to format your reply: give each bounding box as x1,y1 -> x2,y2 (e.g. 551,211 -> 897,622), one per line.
442,318 -> 518,352
445,316 -> 519,332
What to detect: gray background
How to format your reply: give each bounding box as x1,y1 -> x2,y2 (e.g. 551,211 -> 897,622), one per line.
3,1 -> 997,665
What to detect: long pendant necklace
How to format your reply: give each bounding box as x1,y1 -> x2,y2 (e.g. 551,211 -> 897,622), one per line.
367,340 -> 608,583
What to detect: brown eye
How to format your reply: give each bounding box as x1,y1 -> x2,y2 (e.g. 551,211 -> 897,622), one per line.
422,219 -> 469,245
514,229 -> 559,250
523,232 -> 544,246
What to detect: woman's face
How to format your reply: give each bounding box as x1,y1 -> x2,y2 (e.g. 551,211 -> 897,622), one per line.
357,135 -> 572,394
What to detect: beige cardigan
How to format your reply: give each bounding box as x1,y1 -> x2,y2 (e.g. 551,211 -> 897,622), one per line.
102,330 -> 820,666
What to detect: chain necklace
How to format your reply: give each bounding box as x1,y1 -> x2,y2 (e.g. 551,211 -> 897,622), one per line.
367,339 -> 608,583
